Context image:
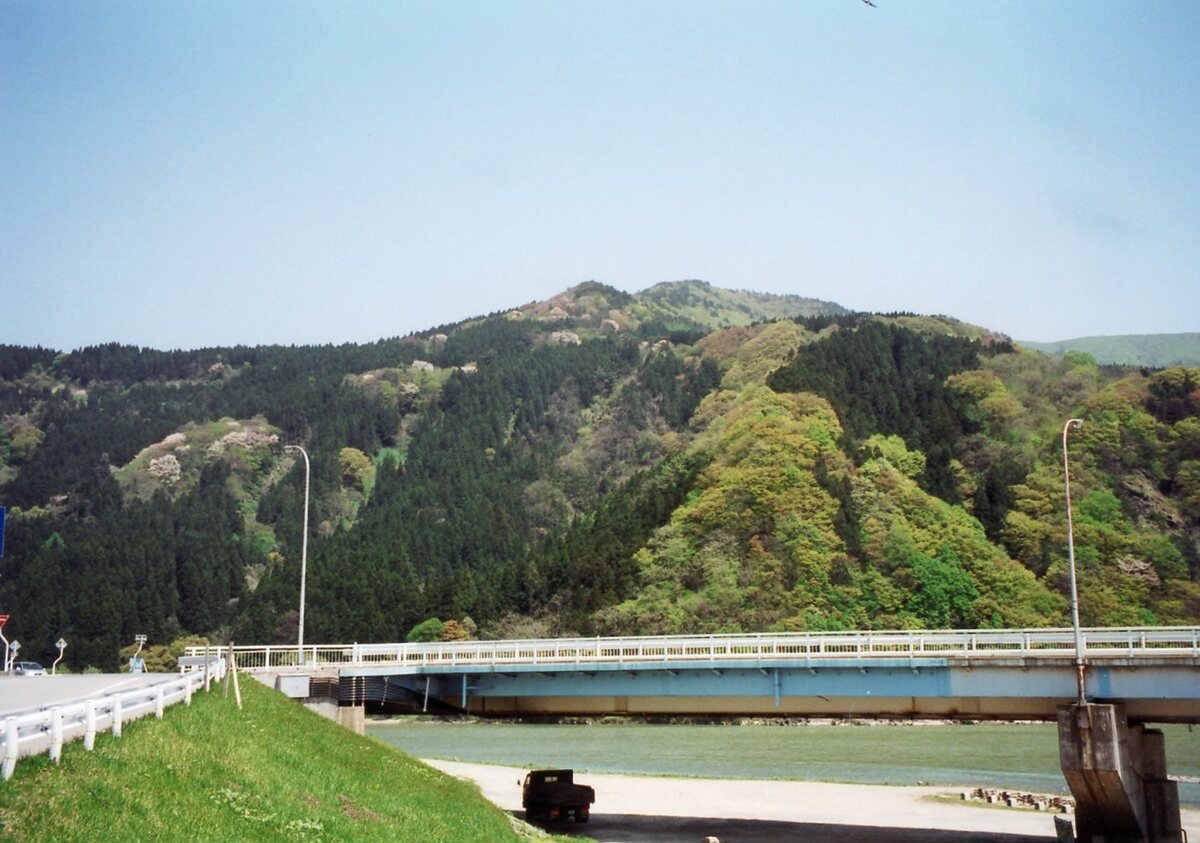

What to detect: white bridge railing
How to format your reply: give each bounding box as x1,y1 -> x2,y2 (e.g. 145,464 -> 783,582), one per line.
191,627 -> 1200,673
1,657 -> 226,781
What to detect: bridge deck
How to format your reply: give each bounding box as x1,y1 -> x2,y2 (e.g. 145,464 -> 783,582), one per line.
198,627 -> 1200,722
205,626 -> 1200,672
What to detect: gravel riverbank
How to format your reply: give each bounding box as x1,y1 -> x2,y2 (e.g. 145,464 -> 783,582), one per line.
427,759 -> 1200,843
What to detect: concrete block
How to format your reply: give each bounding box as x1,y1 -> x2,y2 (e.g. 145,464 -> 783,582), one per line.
275,674 -> 311,699
337,705 -> 365,735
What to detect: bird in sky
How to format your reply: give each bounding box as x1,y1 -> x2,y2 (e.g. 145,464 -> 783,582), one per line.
862,0 -> 877,6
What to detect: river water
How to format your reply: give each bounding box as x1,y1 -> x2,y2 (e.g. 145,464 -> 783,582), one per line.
370,720 -> 1200,807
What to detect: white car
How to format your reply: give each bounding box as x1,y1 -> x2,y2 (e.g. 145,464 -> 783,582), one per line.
13,661 -> 46,676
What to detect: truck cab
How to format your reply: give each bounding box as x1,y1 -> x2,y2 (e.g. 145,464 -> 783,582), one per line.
521,769 -> 595,823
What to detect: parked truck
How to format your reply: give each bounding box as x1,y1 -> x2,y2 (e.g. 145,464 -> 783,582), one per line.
521,769 -> 595,823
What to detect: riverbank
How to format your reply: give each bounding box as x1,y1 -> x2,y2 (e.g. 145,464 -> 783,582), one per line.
370,719 -> 1200,806
428,759 -> 1200,843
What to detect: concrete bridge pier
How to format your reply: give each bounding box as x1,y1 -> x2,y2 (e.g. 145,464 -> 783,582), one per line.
1057,703 -> 1182,842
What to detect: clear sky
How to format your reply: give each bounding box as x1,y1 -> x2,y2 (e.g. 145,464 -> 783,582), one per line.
2,1 -> 1198,351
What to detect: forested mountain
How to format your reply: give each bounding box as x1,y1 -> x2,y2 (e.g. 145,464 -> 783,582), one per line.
1020,333 -> 1200,367
1,281 -> 1197,669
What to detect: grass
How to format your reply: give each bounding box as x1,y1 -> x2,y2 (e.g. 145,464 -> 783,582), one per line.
0,678 -> 574,842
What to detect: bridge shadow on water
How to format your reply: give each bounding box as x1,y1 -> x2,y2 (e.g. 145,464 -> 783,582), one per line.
521,812 -> 1053,842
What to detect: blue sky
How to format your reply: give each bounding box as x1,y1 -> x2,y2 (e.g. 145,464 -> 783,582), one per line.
2,1 -> 1197,351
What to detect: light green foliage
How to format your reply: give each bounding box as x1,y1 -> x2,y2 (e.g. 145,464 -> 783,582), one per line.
598,387 -> 846,633
6,416 -> 44,462
375,446 -> 405,467
604,374 -> 1086,633
854,450 -> 1062,628
884,529 -> 979,628
1148,365 -> 1200,398
339,446 -> 376,494
707,320 -> 811,391
1177,461 -> 1200,520
860,434 -> 926,479
879,314 -> 994,341
981,349 -> 1104,446
946,369 -> 1024,438
991,367 -> 1200,624
1136,532 -> 1188,581
1063,350 -> 1099,369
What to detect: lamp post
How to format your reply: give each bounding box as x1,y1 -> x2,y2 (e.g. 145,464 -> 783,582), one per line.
1062,418 -> 1086,705
53,638 -> 67,675
284,444 -> 310,665
130,634 -> 147,674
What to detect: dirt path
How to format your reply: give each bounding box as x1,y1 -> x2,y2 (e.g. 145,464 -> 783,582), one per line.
427,759 -> 1200,843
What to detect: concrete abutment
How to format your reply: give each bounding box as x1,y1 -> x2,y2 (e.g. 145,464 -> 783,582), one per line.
1057,703 -> 1182,842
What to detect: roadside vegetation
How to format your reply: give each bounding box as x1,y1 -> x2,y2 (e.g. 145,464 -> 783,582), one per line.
0,679 -> 569,842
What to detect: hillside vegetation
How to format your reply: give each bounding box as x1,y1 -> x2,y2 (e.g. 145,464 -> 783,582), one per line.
0,679 -> 552,842
1,281 -> 1197,668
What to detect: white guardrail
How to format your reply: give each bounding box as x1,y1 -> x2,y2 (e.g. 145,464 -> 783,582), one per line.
191,627 -> 1200,672
1,657 -> 226,781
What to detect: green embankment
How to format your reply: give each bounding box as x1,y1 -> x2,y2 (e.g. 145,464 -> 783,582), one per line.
0,680 -> 558,842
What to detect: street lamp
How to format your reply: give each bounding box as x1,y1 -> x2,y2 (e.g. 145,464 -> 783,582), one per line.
284,444 -> 310,665
130,634 -> 147,674
53,638 -> 67,675
1062,418 -> 1086,705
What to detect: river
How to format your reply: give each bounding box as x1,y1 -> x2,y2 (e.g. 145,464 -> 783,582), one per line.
370,719 -> 1200,807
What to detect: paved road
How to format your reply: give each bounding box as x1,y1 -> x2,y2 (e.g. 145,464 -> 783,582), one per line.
0,674 -> 175,716
529,814 -> 1053,843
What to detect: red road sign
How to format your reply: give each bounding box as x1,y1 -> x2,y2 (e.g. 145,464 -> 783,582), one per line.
0,615 -> 8,629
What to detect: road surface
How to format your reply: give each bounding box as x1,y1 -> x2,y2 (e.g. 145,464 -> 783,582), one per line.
0,674 -> 176,716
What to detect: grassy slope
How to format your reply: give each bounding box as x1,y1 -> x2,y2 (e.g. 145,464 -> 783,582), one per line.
0,679 -> 560,843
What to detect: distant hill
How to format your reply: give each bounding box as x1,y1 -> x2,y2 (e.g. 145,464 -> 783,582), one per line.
635,279 -> 848,330
503,279 -> 848,338
1020,333 -> 1200,367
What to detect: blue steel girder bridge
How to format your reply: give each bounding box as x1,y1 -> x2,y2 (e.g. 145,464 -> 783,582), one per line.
207,626 -> 1200,723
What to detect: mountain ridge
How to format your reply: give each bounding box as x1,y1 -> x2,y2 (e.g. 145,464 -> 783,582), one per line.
0,283 -> 1196,668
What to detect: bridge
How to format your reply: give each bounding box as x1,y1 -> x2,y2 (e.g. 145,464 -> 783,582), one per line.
210,626 -> 1200,721
207,626 -> 1200,842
